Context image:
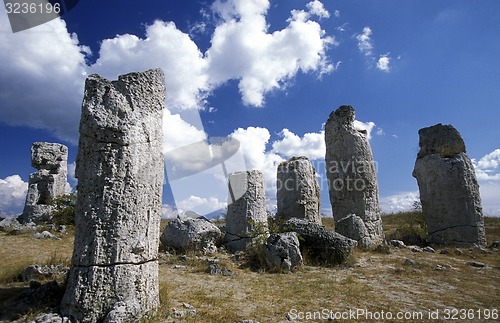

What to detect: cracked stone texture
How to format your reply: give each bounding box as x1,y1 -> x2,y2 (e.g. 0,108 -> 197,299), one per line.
61,69 -> 165,322
224,170 -> 268,252
276,156 -> 321,224
335,214 -> 373,248
412,124 -> 486,246
324,105 -> 384,247
262,232 -> 303,272
18,142 -> 68,224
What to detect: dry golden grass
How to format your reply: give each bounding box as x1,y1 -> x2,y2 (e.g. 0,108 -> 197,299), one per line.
1,216 -> 499,322
0,229 -> 73,284
0,228 -> 74,321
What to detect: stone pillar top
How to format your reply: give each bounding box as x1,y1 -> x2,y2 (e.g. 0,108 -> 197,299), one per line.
31,142 -> 68,170
417,123 -> 466,158
327,105 -> 355,129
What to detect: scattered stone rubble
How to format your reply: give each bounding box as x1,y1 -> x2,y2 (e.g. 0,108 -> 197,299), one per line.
412,124 -> 486,246
276,156 -> 321,224
61,69 -> 165,321
325,105 -> 384,248
224,170 -> 268,252
18,142 -> 68,224
161,217 -> 223,253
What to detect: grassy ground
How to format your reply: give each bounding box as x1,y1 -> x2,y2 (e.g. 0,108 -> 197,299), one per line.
0,215 -> 499,322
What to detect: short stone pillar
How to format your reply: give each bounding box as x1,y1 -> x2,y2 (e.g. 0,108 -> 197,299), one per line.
276,156 -> 321,224
325,105 -> 384,247
61,69 -> 165,321
412,124 -> 486,246
224,170 -> 268,251
18,142 -> 68,224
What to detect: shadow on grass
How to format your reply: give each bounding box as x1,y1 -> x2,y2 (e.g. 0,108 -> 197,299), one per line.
0,281 -> 64,321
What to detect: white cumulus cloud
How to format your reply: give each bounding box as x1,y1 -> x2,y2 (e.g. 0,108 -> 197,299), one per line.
176,195 -> 226,215
353,120 -> 376,140
306,0 -> 330,19
356,26 -> 373,56
473,149 -> 500,181
89,20 -> 209,111
163,109 -> 207,153
230,127 -> 284,197
472,149 -> 500,216
0,9 -> 88,142
376,54 -> 391,72
206,0 -> 334,106
1,1 -> 336,145
0,175 -> 28,217
161,204 -> 181,219
271,128 -> 325,160
355,26 -> 394,73
380,191 -> 420,214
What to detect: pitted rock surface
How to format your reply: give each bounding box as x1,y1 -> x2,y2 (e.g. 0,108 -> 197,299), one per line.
18,142 -> 68,224
413,124 -> 485,246
61,69 -> 165,322
277,156 -> 321,224
324,105 -> 384,247
224,170 -> 268,252
262,232 -> 303,272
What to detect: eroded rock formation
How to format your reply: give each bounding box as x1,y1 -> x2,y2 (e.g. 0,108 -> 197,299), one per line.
61,69 -> 165,321
325,105 -> 384,247
18,142 -> 68,224
276,156 -> 321,224
282,218 -> 357,266
224,170 -> 268,251
412,124 -> 486,246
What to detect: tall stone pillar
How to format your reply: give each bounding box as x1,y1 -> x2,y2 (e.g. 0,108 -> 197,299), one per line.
224,170 -> 268,251
61,69 -> 165,321
412,124 -> 486,246
276,156 -> 321,224
325,105 -> 384,247
18,142 -> 68,224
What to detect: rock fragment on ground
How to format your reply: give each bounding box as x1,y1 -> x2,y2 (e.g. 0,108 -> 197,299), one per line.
161,217 -> 223,253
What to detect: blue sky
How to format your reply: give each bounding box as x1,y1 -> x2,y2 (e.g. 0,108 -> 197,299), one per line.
1,0 -> 499,218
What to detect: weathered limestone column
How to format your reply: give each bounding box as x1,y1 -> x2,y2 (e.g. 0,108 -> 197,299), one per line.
18,142 -> 68,224
224,170 -> 268,251
412,124 -> 486,246
325,105 -> 384,247
276,156 -> 321,224
61,69 -> 165,321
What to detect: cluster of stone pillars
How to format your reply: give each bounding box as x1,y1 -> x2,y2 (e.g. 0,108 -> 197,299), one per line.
59,69 -> 486,321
